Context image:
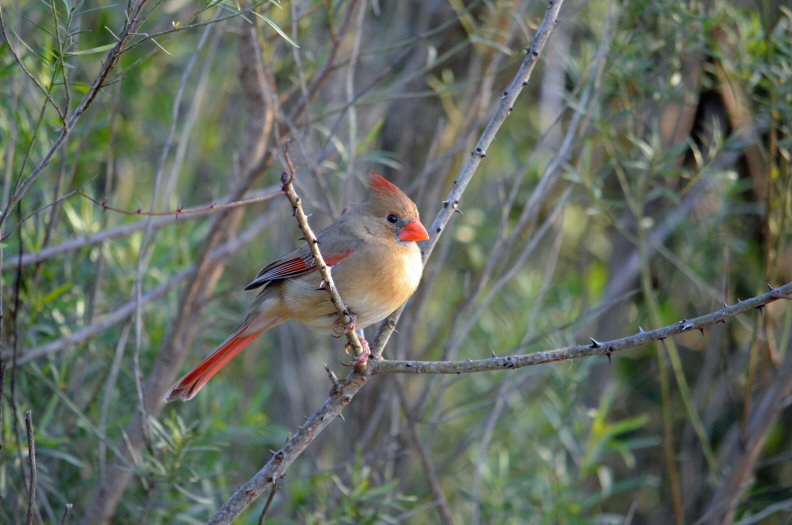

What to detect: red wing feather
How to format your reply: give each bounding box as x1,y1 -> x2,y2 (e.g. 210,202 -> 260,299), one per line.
244,248 -> 353,290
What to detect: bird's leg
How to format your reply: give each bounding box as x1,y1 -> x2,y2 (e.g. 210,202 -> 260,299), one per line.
351,329 -> 370,369
340,325 -> 370,368
333,311 -> 357,339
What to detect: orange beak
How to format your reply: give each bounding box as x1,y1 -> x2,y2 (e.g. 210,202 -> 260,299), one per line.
400,220 -> 430,242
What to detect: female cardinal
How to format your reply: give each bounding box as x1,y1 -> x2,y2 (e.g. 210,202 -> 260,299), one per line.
164,173 -> 429,402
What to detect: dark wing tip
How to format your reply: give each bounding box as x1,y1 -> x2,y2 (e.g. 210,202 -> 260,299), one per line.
244,279 -> 263,291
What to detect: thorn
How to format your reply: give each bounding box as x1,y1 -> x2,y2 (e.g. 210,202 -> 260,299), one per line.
638,325 -> 645,333
209,202 -> 216,209
717,318 -> 726,324
532,50 -> 539,57
756,304 -> 765,316
680,320 -> 694,331
324,363 -> 339,391
501,91 -> 508,98
589,338 -> 601,349
767,283 -> 774,291
723,303 -> 728,308
338,413 -> 345,422
507,106 -> 513,115
436,227 -> 442,233
699,327 -> 704,336
605,347 -> 613,365
491,351 -> 497,358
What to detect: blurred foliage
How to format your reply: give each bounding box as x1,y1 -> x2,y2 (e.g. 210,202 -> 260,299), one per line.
1,0 -> 791,524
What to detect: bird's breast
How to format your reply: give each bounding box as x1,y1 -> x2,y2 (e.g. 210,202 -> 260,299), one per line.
335,241 -> 423,329
280,242 -> 423,333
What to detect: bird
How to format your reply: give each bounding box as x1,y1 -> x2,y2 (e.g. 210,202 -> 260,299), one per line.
164,173 -> 429,402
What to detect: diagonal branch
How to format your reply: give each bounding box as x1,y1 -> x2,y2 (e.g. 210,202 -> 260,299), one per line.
371,0 -> 566,357
279,149 -> 365,360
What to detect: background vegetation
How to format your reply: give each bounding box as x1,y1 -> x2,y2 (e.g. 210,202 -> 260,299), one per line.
1,0 -> 791,523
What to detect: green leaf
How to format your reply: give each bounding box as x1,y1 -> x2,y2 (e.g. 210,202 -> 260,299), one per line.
67,42 -> 117,56
253,12 -> 299,48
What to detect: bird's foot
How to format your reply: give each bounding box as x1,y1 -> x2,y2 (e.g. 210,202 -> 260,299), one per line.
342,329 -> 370,370
333,312 -> 358,338
352,334 -> 370,370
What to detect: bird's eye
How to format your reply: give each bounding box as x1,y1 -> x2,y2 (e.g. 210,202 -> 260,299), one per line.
386,214 -> 398,224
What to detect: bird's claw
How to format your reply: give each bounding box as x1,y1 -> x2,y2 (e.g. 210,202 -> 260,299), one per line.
341,330 -> 370,370
333,312 -> 358,338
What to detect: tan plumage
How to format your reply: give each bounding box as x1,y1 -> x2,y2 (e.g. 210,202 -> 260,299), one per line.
165,173 -> 428,402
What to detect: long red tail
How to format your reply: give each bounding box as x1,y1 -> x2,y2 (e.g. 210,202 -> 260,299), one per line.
164,325 -> 263,402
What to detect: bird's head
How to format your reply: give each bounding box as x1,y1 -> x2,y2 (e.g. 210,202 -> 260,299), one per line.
366,172 -> 429,243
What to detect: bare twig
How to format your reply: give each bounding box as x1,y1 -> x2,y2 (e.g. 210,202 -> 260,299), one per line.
76,186 -> 281,218
4,187 -> 280,269
59,503 -> 73,525
370,283 -> 792,375
25,410 -> 36,525
279,148 -> 365,362
256,477 -> 280,525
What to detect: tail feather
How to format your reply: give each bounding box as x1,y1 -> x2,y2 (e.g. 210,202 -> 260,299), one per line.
164,326 -> 262,402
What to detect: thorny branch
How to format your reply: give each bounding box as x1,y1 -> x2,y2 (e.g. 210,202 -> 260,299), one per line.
370,283 -> 792,375
5,187 -> 280,269
371,0 -> 567,358
74,187 -> 281,218
279,147 -> 366,363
